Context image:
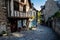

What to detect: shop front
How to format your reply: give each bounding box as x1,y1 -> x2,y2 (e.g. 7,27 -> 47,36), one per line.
8,18 -> 29,32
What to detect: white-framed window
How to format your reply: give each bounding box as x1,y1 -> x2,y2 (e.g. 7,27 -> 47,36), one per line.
23,20 -> 26,26
18,20 -> 22,28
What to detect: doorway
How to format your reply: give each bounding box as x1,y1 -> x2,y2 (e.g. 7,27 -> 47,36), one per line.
10,20 -> 17,32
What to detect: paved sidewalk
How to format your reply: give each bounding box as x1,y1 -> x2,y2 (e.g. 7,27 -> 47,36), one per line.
0,25 -> 60,40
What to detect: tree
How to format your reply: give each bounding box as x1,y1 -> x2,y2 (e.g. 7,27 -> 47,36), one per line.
37,11 -> 41,23
53,11 -> 60,18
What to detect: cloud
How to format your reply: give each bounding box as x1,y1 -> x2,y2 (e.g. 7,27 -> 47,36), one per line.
31,0 -> 47,10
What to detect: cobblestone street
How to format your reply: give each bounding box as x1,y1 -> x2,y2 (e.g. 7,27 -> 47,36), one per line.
0,25 -> 60,40
0,0 -> 60,40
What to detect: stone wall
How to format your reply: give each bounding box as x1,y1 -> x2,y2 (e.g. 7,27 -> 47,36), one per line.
55,23 -> 60,35
0,0 -> 7,33
52,18 -> 60,35
44,0 -> 59,22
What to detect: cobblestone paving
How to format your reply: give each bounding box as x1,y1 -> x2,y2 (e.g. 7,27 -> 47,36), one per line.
0,25 -> 60,40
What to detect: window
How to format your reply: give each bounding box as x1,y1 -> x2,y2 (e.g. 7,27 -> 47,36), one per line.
21,0 -> 24,3
14,1 -> 19,11
33,11 -> 35,16
18,20 -> 22,27
23,5 -> 26,12
23,20 -> 26,26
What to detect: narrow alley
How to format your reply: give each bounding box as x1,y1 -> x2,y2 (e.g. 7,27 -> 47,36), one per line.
0,25 -> 60,40
0,0 -> 60,40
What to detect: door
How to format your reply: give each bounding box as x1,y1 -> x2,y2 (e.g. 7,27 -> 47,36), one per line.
11,20 -> 17,32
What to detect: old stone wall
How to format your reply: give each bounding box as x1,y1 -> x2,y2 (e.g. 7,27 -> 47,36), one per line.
52,18 -> 60,35
0,0 -> 7,33
44,0 -> 59,22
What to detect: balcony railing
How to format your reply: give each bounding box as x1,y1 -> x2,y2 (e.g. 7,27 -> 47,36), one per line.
9,10 -> 33,18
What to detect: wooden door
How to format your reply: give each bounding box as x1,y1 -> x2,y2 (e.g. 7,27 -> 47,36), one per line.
11,20 -> 17,32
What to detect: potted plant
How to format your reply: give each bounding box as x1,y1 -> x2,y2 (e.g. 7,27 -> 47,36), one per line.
0,33 -> 3,36
29,26 -> 34,30
2,31 -> 7,36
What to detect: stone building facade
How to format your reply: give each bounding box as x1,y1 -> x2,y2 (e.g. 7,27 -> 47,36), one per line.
41,0 -> 60,23
44,0 -> 59,22
0,0 -> 7,33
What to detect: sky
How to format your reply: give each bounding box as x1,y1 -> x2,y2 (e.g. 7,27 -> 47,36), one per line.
31,0 -> 47,11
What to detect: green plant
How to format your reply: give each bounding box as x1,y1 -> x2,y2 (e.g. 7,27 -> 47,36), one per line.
47,11 -> 60,22
53,11 -> 60,18
0,33 -> 3,36
2,31 -> 6,34
38,11 -> 42,23
29,28 -> 32,30
29,27 -> 33,30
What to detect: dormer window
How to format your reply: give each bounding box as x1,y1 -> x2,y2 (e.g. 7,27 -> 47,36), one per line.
21,0 -> 24,3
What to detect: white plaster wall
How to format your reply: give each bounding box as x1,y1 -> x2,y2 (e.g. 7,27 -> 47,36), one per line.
26,0 -> 30,12
20,5 -> 23,11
